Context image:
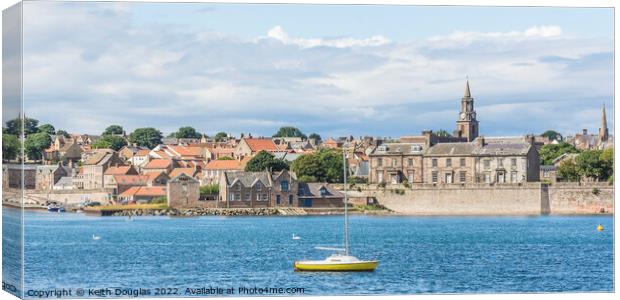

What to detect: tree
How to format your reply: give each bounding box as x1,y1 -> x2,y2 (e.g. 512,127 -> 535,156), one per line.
103,125 -> 124,135
599,148 -> 614,180
273,126 -> 306,139
5,117 -> 39,136
308,133 -> 322,142
244,151 -> 289,172
2,134 -> 20,161
56,130 -> 70,138
38,124 -> 55,135
24,132 -> 52,160
575,150 -> 606,181
291,148 -> 343,183
174,126 -> 201,139
541,130 -> 563,142
214,132 -> 228,142
91,135 -> 128,151
557,159 -> 579,182
128,128 -> 163,149
435,129 -> 452,137
539,142 -> 579,165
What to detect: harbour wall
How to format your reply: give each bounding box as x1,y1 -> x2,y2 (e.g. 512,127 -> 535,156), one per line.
335,182 -> 613,215
3,189 -> 111,208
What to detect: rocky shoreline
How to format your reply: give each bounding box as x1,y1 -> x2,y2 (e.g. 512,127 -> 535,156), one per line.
85,207 -> 395,217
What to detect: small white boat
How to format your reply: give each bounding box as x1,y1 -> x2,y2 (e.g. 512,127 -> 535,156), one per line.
92,234 -> 101,240
292,234 -> 301,240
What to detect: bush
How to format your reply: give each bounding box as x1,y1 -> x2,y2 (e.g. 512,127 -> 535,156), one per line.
200,184 -> 219,195
592,187 -> 600,196
402,181 -> 411,188
151,196 -> 167,204
377,181 -> 386,188
349,176 -> 368,184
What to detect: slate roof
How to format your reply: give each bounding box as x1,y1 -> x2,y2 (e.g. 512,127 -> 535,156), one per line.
371,142 -> 426,156
472,137 -> 532,156
223,171 -> 271,187
298,183 -> 343,199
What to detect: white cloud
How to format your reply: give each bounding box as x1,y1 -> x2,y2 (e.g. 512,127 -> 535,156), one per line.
428,25 -> 563,47
264,25 -> 391,48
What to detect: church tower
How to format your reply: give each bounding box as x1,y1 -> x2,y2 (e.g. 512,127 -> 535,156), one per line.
454,80 -> 479,142
598,104 -> 609,144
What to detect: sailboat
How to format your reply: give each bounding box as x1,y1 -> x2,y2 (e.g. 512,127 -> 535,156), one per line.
294,148 -> 379,272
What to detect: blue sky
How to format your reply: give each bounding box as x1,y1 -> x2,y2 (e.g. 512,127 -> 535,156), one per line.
16,2 -> 614,139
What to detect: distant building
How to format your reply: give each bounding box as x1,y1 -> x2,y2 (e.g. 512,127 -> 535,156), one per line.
167,173 -> 201,208
79,150 -> 125,189
297,183 -> 344,208
203,159 -> 248,185
219,170 -> 298,208
35,163 -> 71,190
234,138 -> 280,159
454,80 -> 479,142
369,142 -> 425,184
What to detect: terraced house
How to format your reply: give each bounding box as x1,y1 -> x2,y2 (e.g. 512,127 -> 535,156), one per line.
219,170 -> 298,208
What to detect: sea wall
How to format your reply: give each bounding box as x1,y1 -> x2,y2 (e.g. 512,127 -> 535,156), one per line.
547,182 -> 613,214
335,182 -> 613,215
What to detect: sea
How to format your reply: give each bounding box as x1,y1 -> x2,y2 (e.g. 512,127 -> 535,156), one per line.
2,207 -> 614,297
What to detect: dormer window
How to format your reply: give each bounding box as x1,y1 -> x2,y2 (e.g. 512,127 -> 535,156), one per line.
280,180 -> 289,192
256,183 -> 262,192
319,187 -> 328,196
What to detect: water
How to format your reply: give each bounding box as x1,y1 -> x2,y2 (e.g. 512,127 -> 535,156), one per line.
3,207 -> 614,296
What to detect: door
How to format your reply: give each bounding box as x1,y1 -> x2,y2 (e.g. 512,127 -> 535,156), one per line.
445,173 -> 453,184
497,172 -> 505,183
302,199 -> 313,207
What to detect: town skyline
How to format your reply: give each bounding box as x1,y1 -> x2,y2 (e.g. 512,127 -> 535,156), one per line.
4,2 -> 614,137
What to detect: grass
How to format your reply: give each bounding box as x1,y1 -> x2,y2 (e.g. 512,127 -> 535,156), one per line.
354,204 -> 388,211
84,203 -> 169,212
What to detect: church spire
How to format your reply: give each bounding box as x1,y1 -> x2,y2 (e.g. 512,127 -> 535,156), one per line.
599,103 -> 609,143
464,80 -> 471,98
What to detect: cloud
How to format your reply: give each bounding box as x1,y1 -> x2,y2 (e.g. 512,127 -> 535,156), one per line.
264,25 -> 391,48
18,2 -> 613,138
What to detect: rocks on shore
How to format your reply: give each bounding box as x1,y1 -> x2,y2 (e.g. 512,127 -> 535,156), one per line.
109,207 -> 283,217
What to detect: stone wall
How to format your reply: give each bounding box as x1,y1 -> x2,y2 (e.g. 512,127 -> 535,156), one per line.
336,182 -> 613,215
547,182 -> 613,214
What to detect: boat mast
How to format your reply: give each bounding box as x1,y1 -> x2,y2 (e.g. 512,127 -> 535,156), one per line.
343,147 -> 349,256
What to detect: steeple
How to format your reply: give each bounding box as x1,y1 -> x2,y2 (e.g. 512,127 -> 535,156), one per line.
464,80 -> 471,98
599,103 -> 609,143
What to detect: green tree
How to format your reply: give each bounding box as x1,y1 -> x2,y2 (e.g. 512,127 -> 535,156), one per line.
244,151 -> 289,172
291,148 -> 343,183
214,132 -> 228,142
600,148 -> 614,180
273,126 -> 306,139
102,125 -> 124,135
539,142 -> 579,165
5,117 -> 39,136
200,184 -> 219,195
24,132 -> 52,160
56,130 -> 70,138
575,150 -> 606,181
557,159 -> 579,182
38,124 -> 55,135
91,135 -> 128,151
541,130 -> 563,142
128,128 -> 163,149
308,133 -> 322,141
435,129 -> 452,137
2,134 -> 20,161
174,126 -> 202,139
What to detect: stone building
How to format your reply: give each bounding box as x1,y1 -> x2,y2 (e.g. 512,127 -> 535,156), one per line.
454,80 -> 479,142
80,150 -> 125,189
369,142 -> 425,184
271,169 -> 299,207
298,183 -> 344,208
219,170 -> 298,208
423,143 -> 476,184
472,136 -> 540,183
35,163 -> 71,190
167,173 -> 201,208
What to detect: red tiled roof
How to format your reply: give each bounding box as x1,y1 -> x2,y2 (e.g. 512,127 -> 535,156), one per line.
119,186 -> 166,197
144,159 -> 172,169
104,166 -> 134,175
170,146 -> 203,157
205,160 -> 244,170
113,175 -> 148,185
244,138 -> 278,152
169,168 -> 197,178
135,149 -> 150,156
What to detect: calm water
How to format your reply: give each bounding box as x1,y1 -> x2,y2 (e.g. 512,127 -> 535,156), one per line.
3,207 -> 614,296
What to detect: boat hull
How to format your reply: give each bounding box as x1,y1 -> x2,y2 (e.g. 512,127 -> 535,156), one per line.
294,260 -> 378,272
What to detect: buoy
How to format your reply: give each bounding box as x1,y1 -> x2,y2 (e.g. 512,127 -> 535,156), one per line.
597,224 -> 604,231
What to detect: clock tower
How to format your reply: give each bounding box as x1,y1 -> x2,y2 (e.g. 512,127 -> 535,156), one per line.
454,80 -> 479,142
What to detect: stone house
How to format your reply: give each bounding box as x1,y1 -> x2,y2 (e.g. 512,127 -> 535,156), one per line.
108,175 -> 149,196
203,159 -> 247,185
43,137 -> 82,164
103,165 -> 139,193
142,159 -> 174,174
129,149 -> 151,169
271,169 -> 298,207
118,145 -> 149,162
35,163 -> 71,190
369,142 -> 426,184
540,165 -> 557,183
219,171 -> 273,208
167,173 -> 202,208
297,183 -> 344,208
80,150 -> 124,189
145,172 -> 170,187
423,143 -> 476,184
233,138 -> 279,159
472,136 -> 540,183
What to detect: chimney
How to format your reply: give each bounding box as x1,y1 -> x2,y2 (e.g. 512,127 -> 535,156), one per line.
582,129 -> 588,135
476,136 -> 485,147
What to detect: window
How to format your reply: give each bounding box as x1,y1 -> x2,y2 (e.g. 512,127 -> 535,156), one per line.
299,186 -> 305,194
445,173 -> 453,183
460,171 -> 466,183
511,158 -> 517,167
377,172 -> 384,183
377,158 -> 383,167
280,180 -> 289,192
484,160 -> 490,170
288,195 -> 293,205
511,172 -> 518,182
392,158 -> 397,167
484,173 -> 491,183
245,192 -> 250,200
276,195 -> 281,204
235,183 -> 241,191
256,184 -> 262,192
408,171 -> 414,183
543,170 -> 549,178
446,158 -> 452,167
408,158 -> 413,166
432,171 -> 438,183
460,158 -> 466,167
319,187 -> 327,196
234,193 -> 241,201
257,193 -> 268,201
498,158 -> 503,167
432,159 -> 437,167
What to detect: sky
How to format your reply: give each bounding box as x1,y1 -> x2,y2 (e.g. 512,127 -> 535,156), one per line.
12,1 -> 614,139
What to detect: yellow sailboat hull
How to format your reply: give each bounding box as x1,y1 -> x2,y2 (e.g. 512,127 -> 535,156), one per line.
294,260 -> 378,272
